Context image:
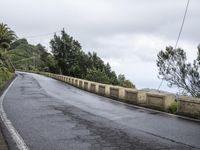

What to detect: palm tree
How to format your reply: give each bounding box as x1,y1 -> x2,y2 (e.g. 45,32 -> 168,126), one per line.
0,23 -> 16,72
0,23 -> 16,50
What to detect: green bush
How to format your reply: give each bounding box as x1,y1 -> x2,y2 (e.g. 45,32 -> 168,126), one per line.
168,102 -> 178,114
0,68 -> 13,89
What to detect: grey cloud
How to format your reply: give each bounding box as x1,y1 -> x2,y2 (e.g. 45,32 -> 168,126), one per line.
2,0 -> 199,39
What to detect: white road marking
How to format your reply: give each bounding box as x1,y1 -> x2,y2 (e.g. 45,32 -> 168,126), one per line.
0,77 -> 29,150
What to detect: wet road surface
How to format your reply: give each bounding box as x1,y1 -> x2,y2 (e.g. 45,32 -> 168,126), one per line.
2,72 -> 200,150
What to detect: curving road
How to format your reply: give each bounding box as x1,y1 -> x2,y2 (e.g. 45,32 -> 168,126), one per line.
2,72 -> 200,150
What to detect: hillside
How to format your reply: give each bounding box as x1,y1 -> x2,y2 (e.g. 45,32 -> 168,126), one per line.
7,39 -> 56,72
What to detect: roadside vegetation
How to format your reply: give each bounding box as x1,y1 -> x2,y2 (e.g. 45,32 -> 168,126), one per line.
0,23 -> 135,88
168,101 -> 178,114
0,23 -> 16,89
0,68 -> 13,89
50,29 -> 134,87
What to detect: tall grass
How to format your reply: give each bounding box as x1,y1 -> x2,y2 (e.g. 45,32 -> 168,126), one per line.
0,68 -> 13,89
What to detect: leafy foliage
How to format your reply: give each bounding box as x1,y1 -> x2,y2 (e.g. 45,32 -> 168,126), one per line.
0,52 -> 15,72
157,46 -> 200,97
85,68 -> 111,84
118,74 -> 135,88
168,102 -> 177,114
0,23 -> 16,50
50,29 -> 135,88
0,67 -> 13,89
0,23 -> 16,73
8,39 -> 58,73
50,30 -> 84,76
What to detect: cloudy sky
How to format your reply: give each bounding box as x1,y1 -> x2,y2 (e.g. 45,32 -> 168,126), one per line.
1,0 -> 199,92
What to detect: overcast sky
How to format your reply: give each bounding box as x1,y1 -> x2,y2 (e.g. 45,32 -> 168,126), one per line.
1,0 -> 199,92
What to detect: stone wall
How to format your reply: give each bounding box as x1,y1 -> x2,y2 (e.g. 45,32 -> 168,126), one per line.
39,72 -> 177,112
177,96 -> 200,119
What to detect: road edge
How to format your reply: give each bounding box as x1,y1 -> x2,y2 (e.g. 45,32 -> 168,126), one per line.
0,75 -> 29,150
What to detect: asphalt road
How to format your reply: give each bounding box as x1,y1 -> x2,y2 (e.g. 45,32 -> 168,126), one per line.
2,72 -> 200,150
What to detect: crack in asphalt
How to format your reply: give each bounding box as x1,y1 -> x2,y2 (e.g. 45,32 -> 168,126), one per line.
53,105 -> 193,150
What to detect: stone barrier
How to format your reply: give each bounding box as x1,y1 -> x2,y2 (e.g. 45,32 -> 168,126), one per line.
84,82 -> 89,90
38,72 -> 177,113
99,85 -> 106,96
124,90 -> 138,104
177,96 -> 200,119
90,83 -> 96,93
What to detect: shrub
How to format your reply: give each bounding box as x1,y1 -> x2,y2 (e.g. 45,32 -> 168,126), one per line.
168,102 -> 178,114
0,68 -> 13,89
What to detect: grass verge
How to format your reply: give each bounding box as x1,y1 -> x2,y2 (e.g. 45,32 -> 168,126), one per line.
0,68 -> 13,90
168,101 -> 178,114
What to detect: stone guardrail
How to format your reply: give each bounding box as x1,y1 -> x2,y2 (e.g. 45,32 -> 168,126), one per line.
177,96 -> 200,119
37,72 -> 176,112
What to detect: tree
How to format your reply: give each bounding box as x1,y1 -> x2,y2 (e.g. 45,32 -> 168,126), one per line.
0,23 -> 16,50
10,38 -> 28,50
118,74 -> 135,88
35,44 -> 58,72
157,46 -> 200,97
44,55 -> 59,73
0,23 -> 16,72
50,29 -> 135,88
85,68 -> 110,84
50,29 -> 82,75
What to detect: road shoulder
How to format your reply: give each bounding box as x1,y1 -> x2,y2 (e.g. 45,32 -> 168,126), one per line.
0,74 -> 16,150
